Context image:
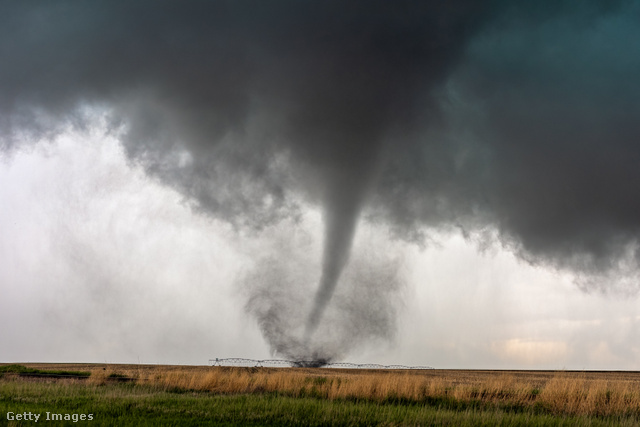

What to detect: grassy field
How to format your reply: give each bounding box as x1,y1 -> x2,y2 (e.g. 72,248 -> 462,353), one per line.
2,363 -> 640,425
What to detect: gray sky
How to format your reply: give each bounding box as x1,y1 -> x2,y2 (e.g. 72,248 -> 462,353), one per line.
2,1 -> 640,368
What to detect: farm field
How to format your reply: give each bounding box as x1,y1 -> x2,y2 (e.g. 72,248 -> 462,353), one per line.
2,363 -> 640,425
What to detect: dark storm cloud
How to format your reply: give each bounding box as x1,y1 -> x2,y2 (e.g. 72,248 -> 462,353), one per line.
370,0 -> 640,289
2,0 -> 640,357
0,0 -> 492,220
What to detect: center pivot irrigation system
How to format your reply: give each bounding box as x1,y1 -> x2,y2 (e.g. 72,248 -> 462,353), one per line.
209,358 -> 434,370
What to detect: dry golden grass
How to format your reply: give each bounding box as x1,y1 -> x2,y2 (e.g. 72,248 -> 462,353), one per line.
16,363 -> 640,417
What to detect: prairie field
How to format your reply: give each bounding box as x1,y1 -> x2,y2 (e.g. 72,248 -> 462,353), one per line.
3,363 -> 640,425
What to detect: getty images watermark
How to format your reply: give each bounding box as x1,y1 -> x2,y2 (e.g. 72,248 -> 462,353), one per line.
6,411 -> 94,422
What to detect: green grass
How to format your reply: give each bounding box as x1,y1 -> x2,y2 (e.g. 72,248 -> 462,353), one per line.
0,364 -> 90,378
2,379 -> 638,426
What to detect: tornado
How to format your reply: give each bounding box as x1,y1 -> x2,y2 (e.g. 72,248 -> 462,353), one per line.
305,201 -> 360,338
305,150 -> 380,339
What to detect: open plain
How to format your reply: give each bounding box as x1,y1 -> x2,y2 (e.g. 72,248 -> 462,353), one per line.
3,363 -> 640,425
